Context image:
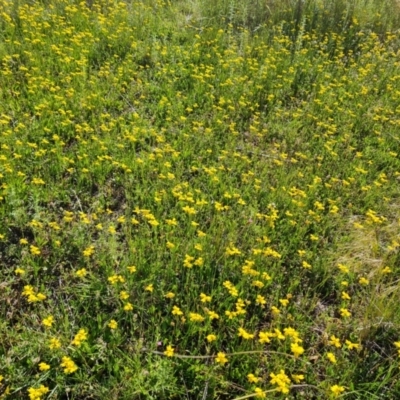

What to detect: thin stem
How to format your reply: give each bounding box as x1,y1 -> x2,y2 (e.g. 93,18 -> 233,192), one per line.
233,388 -> 278,400
142,348 -> 303,361
233,384 -> 322,400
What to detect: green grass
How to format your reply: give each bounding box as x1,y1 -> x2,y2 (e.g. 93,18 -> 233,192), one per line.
1,0 -> 400,398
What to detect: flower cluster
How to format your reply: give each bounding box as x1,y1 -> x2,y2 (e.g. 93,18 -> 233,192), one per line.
0,0 -> 399,398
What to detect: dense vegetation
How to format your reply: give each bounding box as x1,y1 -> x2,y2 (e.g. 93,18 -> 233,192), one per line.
1,0 -> 400,398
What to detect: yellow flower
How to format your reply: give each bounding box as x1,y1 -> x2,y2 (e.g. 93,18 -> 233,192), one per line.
119,291 -> 129,300
225,246 -> 241,256
164,345 -> 174,357
270,369 -> 291,393
20,238 -> 28,245
291,374 -> 304,383
38,362 -> 50,371
83,245 -> 95,257
182,205 -> 196,215
165,292 -> 175,299
341,291 -> 351,300
247,373 -> 260,383
108,275 -> 125,284
32,178 -> 45,185
15,268 -> 25,275
183,254 -> 195,268
359,277 -> 369,285
36,293 -> 46,301
71,329 -> 88,346
330,385 -> 345,396
328,335 -> 341,348
166,241 -> 175,249
259,331 -> 274,344
339,308 -> 351,318
49,337 -> 61,349
206,334 -> 217,342
28,385 -> 49,400
274,328 -> 285,340
189,313 -> 204,322
271,306 -> 280,315
194,257 -> 204,266
208,311 -> 219,320
283,327 -> 301,341
75,268 -> 87,278
238,327 -> 254,339
256,295 -> 266,305
254,387 -> 266,398
279,298 -> 289,307
108,320 -> 118,330
127,266 -> 137,273
42,316 -> 54,327
172,305 -> 183,315
327,352 -> 337,364
345,340 -> 360,350
200,293 -> 212,303
30,245 -> 41,255
290,343 -> 305,357
215,352 -> 228,365
124,302 -> 133,311
60,356 -> 78,374
337,264 -> 349,273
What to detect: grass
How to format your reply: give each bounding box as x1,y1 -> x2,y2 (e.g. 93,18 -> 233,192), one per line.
1,0 -> 400,398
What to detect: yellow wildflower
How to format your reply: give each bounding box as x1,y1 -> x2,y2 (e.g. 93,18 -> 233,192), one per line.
172,305 -> 183,316
108,320 -> 118,330
247,373 -> 260,383
330,385 -> 345,396
345,340 -> 360,350
164,345 -> 174,357
215,352 -> 228,365
254,387 -> 266,398
71,329 -> 88,346
49,337 -> 61,349
206,334 -> 217,342
327,352 -> 337,363
290,342 -> 305,357
42,316 -> 54,328
200,293 -> 212,303
28,385 -> 49,400
339,308 -> 351,318
60,356 -> 78,374
75,268 -> 87,278
189,313 -> 204,322
328,335 -> 341,348
38,362 -> 50,371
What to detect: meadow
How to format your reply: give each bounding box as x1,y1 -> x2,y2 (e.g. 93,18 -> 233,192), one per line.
1,0 -> 400,398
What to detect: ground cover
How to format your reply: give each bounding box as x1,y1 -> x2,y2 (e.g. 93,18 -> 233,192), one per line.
1,0 -> 400,398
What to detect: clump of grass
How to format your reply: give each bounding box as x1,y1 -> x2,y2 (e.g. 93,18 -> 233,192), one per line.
0,0 -> 400,399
